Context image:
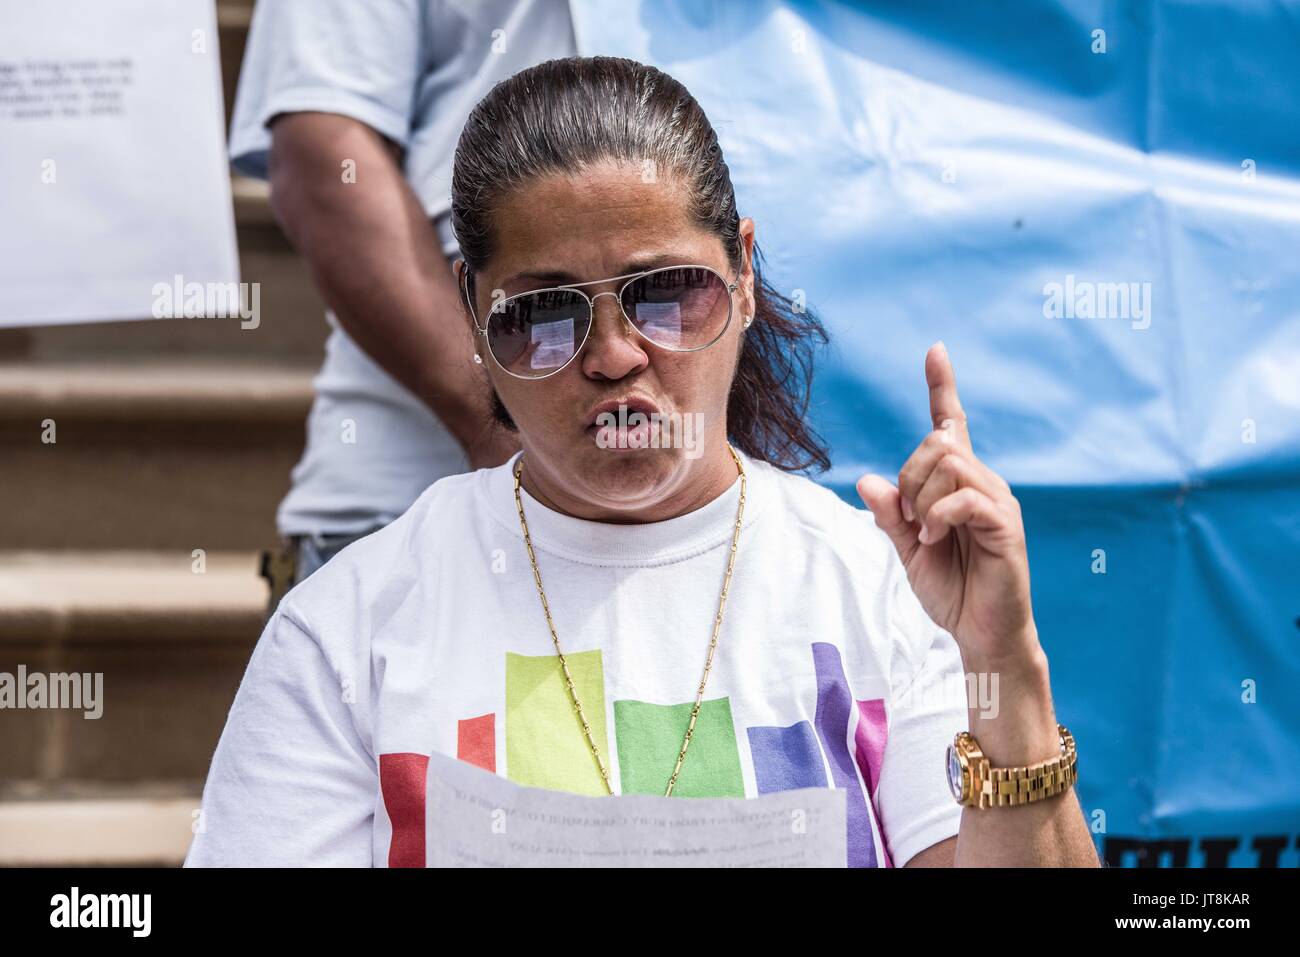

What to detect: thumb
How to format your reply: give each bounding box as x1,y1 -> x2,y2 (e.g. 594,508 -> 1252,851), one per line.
856,473 -> 919,558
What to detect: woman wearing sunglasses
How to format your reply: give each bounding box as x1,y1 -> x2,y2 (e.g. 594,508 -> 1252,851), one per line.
187,57 -> 1097,867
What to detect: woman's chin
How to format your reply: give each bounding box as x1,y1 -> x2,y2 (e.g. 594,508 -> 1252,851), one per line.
575,444 -> 688,510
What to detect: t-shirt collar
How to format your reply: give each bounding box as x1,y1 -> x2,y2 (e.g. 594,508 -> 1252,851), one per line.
479,447 -> 766,567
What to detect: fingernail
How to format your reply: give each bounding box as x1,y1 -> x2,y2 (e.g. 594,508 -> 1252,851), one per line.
901,496 -> 914,522
918,524 -> 931,544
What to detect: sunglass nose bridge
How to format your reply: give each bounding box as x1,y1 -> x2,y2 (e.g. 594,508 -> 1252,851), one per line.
587,289 -> 635,329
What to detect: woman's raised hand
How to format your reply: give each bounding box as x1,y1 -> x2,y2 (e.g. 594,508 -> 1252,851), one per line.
856,342 -> 1040,672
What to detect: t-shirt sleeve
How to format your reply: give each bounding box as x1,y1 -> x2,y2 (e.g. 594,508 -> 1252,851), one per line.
228,0 -> 426,178
183,606 -> 376,867
871,552 -> 967,867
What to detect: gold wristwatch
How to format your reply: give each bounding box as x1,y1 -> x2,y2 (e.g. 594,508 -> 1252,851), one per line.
946,724 -> 1078,808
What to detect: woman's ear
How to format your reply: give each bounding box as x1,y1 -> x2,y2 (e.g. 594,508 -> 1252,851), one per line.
737,217 -> 758,322
453,258 -> 477,326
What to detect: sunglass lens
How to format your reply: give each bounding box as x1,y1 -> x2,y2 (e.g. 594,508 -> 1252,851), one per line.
621,267 -> 729,349
488,289 -> 590,378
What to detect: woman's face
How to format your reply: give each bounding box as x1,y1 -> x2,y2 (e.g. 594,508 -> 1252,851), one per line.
464,160 -> 756,521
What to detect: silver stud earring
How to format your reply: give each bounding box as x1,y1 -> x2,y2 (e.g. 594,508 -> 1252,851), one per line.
743,314 -> 753,329
472,354 -> 483,364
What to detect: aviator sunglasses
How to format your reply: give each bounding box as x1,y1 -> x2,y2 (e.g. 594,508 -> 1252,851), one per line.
460,261 -> 748,380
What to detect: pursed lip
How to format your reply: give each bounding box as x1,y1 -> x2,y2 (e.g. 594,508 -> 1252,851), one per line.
583,395 -> 662,429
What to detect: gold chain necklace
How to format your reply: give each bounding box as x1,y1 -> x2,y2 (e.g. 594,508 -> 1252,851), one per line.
512,444 -> 747,796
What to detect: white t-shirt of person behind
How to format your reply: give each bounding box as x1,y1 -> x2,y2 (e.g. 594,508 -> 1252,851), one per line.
228,0 -> 579,536
185,449 -> 969,868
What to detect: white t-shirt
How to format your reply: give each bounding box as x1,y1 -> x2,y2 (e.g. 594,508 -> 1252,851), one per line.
228,0 -> 579,535
185,449 -> 967,868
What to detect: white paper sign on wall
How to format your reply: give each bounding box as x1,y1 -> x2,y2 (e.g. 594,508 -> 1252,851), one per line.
0,0 -> 238,327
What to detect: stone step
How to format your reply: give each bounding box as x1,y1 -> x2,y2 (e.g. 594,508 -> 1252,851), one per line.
0,788 -> 199,866
0,550 -> 264,792
0,359 -> 313,550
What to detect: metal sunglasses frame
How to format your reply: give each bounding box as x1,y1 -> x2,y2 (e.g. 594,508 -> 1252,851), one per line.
460,262 -> 743,381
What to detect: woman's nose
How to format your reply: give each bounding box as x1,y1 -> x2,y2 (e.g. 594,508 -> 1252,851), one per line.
580,294 -> 649,381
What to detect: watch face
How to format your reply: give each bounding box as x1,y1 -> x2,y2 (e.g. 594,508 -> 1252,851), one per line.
946,744 -> 962,801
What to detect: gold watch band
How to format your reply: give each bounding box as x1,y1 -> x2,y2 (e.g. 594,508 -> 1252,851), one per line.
953,724 -> 1078,809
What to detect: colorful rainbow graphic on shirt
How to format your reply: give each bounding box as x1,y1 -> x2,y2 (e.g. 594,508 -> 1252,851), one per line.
379,642 -> 890,868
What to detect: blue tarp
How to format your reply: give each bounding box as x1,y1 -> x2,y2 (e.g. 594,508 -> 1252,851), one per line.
571,0 -> 1300,865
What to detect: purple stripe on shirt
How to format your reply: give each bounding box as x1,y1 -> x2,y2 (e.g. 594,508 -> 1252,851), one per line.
812,642 -> 878,868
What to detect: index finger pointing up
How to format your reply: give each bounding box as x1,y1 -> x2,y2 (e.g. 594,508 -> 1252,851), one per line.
926,341 -> 971,448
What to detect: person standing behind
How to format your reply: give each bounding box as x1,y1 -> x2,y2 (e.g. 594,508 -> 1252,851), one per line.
229,0 -> 578,606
